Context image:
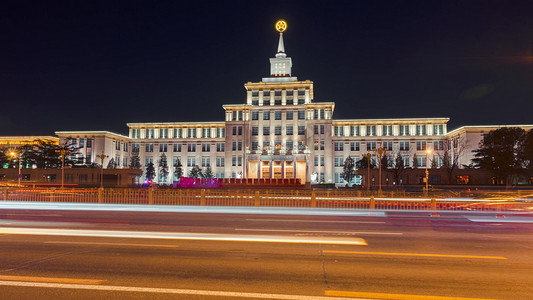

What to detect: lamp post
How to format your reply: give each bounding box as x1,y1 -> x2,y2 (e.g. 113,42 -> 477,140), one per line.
10,151 -> 22,186
57,146 -> 67,189
364,153 -> 371,192
96,151 -> 109,188
425,149 -> 432,194
373,145 -> 386,194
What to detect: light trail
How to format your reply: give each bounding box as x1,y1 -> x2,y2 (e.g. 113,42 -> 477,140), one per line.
0,227 -> 367,245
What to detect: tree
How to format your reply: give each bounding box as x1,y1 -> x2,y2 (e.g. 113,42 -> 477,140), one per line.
441,137 -> 465,184
202,164 -> 214,178
342,156 -> 355,186
130,151 -> 141,169
189,165 -> 202,178
380,154 -> 389,170
412,153 -> 419,169
106,158 -> 116,169
158,153 -> 169,183
519,129 -> 533,174
174,159 -> 183,181
356,155 -> 375,169
472,127 -> 526,186
0,149 -> 8,168
389,152 -> 407,185
145,162 -> 156,181
431,155 -> 438,169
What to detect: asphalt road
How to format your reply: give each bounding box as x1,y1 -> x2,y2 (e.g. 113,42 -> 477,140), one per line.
0,205 -> 532,299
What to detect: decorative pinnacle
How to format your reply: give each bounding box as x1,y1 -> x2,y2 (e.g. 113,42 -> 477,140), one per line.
275,20 -> 287,33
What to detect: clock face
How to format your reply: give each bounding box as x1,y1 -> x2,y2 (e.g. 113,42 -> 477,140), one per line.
275,20 -> 287,33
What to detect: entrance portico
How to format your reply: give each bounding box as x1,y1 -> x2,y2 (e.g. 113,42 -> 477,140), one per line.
247,154 -> 307,183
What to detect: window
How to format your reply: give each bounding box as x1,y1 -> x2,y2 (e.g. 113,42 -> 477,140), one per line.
286,111 -> 293,120
71,139 -> 78,148
320,140 -> 324,150
263,99 -> 270,106
188,128 -> 196,138
335,126 -> 344,136
298,90 -> 305,96
382,141 -> 393,151
275,99 -> 281,105
320,156 -> 324,166
286,126 -> 293,135
187,157 -> 196,167
434,141 -> 444,151
263,126 -> 270,135
263,111 -> 270,120
174,128 -> 182,138
334,157 -> 344,167
217,128 -> 225,138
298,126 -> 305,135
188,143 -> 196,152
286,140 -> 293,150
232,156 -> 236,166
79,139 -> 85,148
286,99 -> 293,105
350,126 -> 359,136
417,156 -> 426,167
320,109 -> 324,119
416,141 -> 427,151
433,124 -> 444,135
252,91 -> 259,97
252,99 -> 259,105
275,111 -> 281,120
159,143 -> 168,152
252,126 -> 258,136
160,128 -> 168,138
145,143 -> 153,152
216,157 -> 224,167
314,140 -> 319,151
251,141 -> 259,150
286,90 -> 293,96
416,125 -> 427,135
124,143 -> 128,152
320,125 -> 325,134
366,141 -> 377,151
252,111 -> 258,120
173,143 -> 182,152
232,141 -> 237,151
263,91 -> 270,97
275,126 -> 282,135
263,141 -> 270,150
382,125 -> 392,136
147,129 -> 154,138
232,126 -> 237,136
202,128 -> 211,138
334,141 -> 344,151
314,109 -> 319,119
216,142 -> 225,152
298,98 -> 305,104
274,90 -> 282,97
202,143 -> 210,152
314,156 -> 319,167
87,139 -> 93,148
238,156 -> 242,166
350,141 -> 360,151
202,157 -> 210,167
399,141 -> 409,151
298,110 -> 305,120
115,141 -> 120,150
367,125 -> 376,136
238,141 -> 242,151
132,143 -> 140,152
399,125 -> 410,136
314,125 -> 319,135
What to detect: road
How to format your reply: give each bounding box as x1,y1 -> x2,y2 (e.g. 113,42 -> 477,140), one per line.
0,203 -> 532,299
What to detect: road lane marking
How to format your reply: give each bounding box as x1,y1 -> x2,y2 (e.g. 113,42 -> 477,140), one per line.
323,250 -> 506,260
44,241 -> 180,248
246,218 -> 385,224
0,227 -> 367,245
236,228 -> 402,236
0,281 -> 363,299
325,290 -> 499,300
0,275 -> 105,285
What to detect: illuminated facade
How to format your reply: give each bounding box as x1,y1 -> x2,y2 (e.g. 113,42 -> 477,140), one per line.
49,21 -> 531,185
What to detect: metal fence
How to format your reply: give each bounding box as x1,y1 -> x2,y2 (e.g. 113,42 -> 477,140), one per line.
1,187 -> 532,212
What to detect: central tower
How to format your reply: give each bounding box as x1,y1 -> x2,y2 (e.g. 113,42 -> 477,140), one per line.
264,20 -> 296,82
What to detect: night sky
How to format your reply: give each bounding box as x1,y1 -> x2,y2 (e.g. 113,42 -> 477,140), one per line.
1,1 -> 532,136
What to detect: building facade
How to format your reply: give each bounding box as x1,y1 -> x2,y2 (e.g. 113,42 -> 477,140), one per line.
47,23 -> 530,185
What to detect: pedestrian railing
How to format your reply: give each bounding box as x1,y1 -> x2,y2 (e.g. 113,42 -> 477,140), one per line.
1,186 -> 532,212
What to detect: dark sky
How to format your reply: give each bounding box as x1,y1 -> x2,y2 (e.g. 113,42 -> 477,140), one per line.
1,1 -> 532,136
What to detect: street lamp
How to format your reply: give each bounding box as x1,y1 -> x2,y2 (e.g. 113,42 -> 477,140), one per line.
364,153 -> 371,192
10,151 -> 22,186
425,149 -> 432,194
96,151 -> 109,188
57,146 -> 67,189
373,145 -> 386,194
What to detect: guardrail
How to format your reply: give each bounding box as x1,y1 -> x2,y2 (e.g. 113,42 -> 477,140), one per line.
1,187 -> 532,212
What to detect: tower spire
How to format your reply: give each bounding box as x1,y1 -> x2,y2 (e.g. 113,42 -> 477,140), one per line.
264,20 -> 295,82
